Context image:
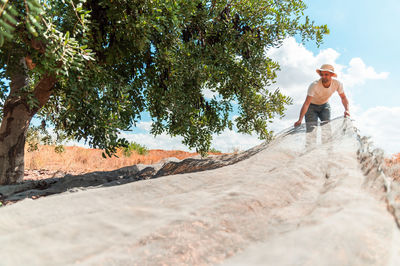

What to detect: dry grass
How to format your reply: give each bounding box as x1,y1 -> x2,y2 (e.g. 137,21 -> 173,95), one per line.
384,153 -> 400,181
25,145 -> 202,174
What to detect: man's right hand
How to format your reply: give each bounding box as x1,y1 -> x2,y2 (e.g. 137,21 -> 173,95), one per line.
294,120 -> 302,127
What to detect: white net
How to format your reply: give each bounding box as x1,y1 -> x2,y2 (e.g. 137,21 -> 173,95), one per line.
0,117 -> 399,265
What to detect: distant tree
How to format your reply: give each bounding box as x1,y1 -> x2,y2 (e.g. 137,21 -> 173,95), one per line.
208,147 -> 222,154
122,142 -> 149,157
0,0 -> 328,184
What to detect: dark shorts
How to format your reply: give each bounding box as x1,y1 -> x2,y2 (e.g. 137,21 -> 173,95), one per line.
305,103 -> 331,132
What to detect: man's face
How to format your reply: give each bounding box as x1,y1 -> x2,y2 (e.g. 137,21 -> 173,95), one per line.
319,71 -> 334,83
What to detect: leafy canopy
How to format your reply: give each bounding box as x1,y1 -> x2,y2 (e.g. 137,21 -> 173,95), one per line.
0,0 -> 328,155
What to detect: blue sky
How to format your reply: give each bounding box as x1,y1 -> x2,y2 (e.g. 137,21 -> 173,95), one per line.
291,0 -> 400,155
63,1 -> 400,155
302,0 -> 400,110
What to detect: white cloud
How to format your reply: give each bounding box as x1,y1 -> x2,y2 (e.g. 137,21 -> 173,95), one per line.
135,121 -> 152,131
266,37 -> 341,102
119,132 -> 189,151
266,37 -> 390,143
202,87 -> 219,100
119,128 -> 263,153
266,38 -> 388,104
353,106 -> 400,156
341,58 -> 389,88
211,130 -> 262,152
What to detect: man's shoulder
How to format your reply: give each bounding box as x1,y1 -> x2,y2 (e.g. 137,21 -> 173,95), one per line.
332,79 -> 343,86
309,80 -> 320,87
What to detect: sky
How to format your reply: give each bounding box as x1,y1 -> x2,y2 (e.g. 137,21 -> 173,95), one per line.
67,1 -> 400,155
297,0 -> 400,155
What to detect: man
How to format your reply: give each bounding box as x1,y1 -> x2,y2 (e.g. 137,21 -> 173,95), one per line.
294,64 -> 350,130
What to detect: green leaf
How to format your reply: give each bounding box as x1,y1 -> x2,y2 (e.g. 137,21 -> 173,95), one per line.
0,29 -> 13,40
7,4 -> 19,17
26,22 -> 38,37
30,0 -> 42,9
0,19 -> 15,32
2,11 -> 17,25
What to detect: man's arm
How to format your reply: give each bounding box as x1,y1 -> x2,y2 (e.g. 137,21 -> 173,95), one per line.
339,92 -> 350,117
294,95 -> 313,127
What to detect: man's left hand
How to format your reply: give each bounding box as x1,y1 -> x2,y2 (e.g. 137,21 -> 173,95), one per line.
344,110 -> 350,117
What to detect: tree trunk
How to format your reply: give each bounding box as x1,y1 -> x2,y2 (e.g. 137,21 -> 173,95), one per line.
0,102 -> 32,184
0,59 -> 56,185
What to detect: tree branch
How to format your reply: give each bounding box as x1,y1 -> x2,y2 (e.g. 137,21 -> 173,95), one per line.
32,75 -> 57,113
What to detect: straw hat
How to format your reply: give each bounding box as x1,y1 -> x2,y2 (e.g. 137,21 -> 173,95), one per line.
316,64 -> 337,77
